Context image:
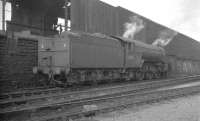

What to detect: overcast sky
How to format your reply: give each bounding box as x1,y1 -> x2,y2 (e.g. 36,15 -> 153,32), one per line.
101,0 -> 200,42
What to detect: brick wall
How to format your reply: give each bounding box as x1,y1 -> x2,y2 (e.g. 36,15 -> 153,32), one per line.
167,56 -> 200,77
0,32 -> 38,92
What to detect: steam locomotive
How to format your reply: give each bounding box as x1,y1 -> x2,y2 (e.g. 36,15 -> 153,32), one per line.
33,31 -> 168,86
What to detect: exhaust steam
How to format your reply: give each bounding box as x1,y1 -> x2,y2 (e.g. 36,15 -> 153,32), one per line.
152,29 -> 178,47
123,16 -> 145,39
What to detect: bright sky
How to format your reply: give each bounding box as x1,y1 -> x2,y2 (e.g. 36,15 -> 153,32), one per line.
101,0 -> 200,42
1,1 -> 200,42
0,1 -> 12,30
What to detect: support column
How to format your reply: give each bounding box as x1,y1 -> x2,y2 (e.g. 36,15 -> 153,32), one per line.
2,0 -> 6,31
65,0 -> 71,31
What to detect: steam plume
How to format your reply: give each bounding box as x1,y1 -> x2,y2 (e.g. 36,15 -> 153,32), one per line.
123,16 -> 144,39
152,29 -> 178,47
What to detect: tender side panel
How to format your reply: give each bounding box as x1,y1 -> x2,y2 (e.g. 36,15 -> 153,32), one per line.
70,34 -> 124,68
38,38 -> 53,73
53,37 -> 70,71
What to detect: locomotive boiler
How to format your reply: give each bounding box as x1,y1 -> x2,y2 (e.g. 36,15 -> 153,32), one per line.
33,31 -> 168,86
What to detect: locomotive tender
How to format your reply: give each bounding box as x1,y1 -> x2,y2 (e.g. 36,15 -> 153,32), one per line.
33,31 -> 168,85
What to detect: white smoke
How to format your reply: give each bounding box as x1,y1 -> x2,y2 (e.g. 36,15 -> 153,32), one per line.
123,16 -> 144,39
152,29 -> 178,47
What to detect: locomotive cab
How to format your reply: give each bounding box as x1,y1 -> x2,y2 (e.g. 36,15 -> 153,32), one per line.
112,36 -> 167,80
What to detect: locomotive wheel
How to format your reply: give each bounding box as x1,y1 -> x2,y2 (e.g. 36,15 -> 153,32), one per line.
162,72 -> 168,78
145,72 -> 153,80
135,71 -> 144,81
53,74 -> 66,87
160,72 -> 167,78
154,73 -> 160,79
35,72 -> 49,87
128,72 -> 135,80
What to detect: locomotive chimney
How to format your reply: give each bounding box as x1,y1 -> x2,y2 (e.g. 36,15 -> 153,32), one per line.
123,16 -> 145,40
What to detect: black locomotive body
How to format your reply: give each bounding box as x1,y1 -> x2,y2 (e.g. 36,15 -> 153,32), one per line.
34,31 -> 168,85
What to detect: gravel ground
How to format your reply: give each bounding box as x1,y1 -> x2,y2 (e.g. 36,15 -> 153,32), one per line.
89,93 -> 200,121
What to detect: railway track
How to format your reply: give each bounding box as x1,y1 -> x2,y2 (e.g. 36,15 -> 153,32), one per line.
0,75 -> 196,101
0,79 -> 157,101
1,75 -> 199,112
0,75 -> 193,101
1,75 -> 200,121
0,87 -> 64,100
31,84 -> 200,121
0,78 -> 165,101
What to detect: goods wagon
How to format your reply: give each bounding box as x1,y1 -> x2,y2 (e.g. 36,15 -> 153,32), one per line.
34,31 -> 167,86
